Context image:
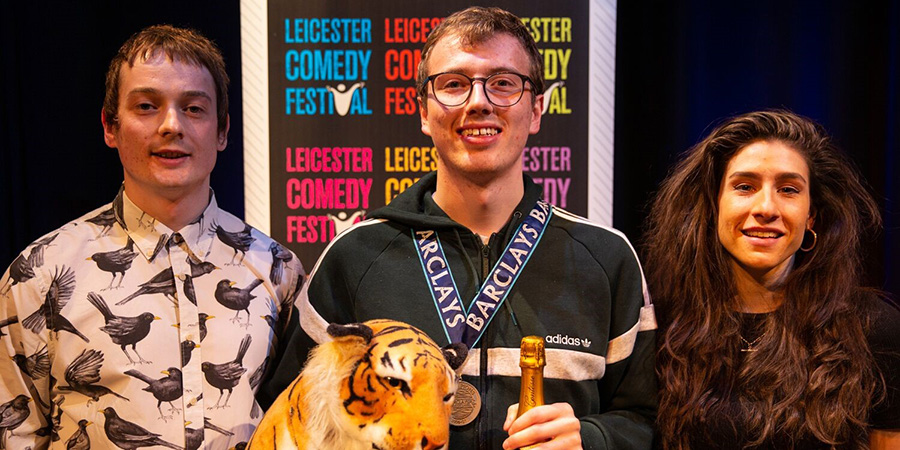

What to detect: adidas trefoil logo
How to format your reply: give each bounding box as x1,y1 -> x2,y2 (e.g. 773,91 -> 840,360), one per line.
545,333 -> 591,348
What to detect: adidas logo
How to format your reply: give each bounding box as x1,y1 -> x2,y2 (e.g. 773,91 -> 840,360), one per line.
545,333 -> 592,348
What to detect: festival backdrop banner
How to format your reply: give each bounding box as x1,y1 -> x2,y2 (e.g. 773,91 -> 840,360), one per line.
241,0 -> 616,269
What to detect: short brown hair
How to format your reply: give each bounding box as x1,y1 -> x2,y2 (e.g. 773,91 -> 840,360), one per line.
416,7 -> 544,101
103,25 -> 229,132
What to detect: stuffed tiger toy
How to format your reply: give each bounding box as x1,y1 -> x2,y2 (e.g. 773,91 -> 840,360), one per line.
248,319 -> 468,450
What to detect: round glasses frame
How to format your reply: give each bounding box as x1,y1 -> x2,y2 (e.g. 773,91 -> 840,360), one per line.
424,71 -> 535,107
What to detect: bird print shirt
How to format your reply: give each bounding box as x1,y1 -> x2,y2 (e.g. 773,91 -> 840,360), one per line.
0,188 -> 304,449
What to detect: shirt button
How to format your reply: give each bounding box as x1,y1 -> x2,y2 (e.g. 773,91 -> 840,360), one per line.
176,274 -> 186,281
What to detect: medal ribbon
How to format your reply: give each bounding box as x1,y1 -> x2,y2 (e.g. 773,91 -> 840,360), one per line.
413,199 -> 552,349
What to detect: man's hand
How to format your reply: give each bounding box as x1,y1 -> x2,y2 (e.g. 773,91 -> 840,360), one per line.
502,402 -> 582,449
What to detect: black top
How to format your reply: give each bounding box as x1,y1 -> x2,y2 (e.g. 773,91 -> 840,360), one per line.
691,297 -> 900,449
260,173 -> 657,450
867,298 -> 900,429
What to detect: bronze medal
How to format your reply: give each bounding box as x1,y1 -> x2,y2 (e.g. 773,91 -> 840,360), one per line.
450,380 -> 481,426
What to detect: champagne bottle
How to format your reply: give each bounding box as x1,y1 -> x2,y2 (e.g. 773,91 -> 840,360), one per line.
516,336 -> 546,450
517,335 -> 546,418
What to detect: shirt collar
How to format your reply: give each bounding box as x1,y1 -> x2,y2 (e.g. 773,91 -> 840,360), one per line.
113,186 -> 220,262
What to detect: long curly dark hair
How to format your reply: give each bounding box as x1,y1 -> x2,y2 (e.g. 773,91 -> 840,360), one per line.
644,110 -> 883,449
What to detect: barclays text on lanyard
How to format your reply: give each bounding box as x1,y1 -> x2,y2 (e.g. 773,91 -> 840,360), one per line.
412,199 -> 552,350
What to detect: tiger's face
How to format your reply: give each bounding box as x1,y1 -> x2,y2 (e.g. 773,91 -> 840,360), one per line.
248,319 -> 468,450
335,320 -> 466,450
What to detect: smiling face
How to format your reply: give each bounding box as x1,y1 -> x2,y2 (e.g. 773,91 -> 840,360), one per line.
103,53 -> 228,206
419,32 -> 542,184
717,140 -> 815,282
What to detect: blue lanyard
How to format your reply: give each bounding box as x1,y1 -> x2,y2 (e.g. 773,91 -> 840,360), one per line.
413,200 -> 552,349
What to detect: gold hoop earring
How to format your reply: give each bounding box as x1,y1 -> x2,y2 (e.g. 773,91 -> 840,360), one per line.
800,229 -> 817,252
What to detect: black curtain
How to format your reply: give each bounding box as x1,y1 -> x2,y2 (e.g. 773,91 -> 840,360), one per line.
615,0 -> 900,295
3,1 -> 897,294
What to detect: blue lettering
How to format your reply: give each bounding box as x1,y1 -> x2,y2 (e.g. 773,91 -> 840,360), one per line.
349,88 -> 373,115
284,18 -> 372,44
285,50 -> 299,81
284,50 -> 371,81
285,87 -> 333,115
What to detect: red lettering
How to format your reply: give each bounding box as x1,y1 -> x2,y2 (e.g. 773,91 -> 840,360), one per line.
384,49 -> 399,80
286,179 -> 301,209
384,18 -> 393,42
384,17 -> 444,43
384,87 -> 418,115
384,49 -> 422,81
286,147 -> 374,173
286,215 -> 335,244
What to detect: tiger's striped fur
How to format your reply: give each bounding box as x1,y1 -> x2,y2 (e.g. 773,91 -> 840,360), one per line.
248,319 -> 467,450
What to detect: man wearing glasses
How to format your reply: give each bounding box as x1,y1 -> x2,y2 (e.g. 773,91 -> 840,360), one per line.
260,6 -> 656,449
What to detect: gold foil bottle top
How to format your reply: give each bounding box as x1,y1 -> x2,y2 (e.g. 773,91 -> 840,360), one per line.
519,335 -> 546,369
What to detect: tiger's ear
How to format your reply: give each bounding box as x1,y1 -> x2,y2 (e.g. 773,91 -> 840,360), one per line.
326,322 -> 374,344
441,342 -> 468,371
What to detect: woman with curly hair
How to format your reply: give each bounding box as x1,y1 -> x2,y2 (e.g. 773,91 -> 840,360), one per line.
643,110 -> 900,449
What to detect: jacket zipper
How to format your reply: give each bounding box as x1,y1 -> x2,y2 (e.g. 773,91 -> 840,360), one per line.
478,238 -> 491,450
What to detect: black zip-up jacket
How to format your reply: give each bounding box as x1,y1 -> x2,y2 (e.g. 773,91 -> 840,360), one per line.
259,173 -> 657,449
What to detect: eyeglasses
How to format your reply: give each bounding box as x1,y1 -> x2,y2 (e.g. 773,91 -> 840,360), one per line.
424,72 -> 534,107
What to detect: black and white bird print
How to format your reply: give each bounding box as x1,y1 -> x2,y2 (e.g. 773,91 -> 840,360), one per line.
29,233 -> 59,266
268,242 -> 293,285
116,268 -> 177,305
182,274 -> 197,306
185,417 -> 233,450
0,317 -> 18,339
21,266 -> 89,342
64,418 -> 92,450
11,343 -> 50,409
248,356 -> 269,419
185,393 -> 202,409
1,254 -> 32,296
88,238 -> 138,290
87,292 -> 160,365
181,340 -> 199,367
117,258 -> 217,306
202,334 -> 251,409
147,233 -> 169,263
35,394 -> 63,442
261,297 -> 278,334
86,208 -> 116,238
58,349 -> 129,405
198,313 -> 214,342
136,211 -> 156,230
0,233 -> 57,295
214,279 -> 264,327
99,407 -> 179,450
181,253 -> 221,306
125,367 -> 183,422
11,344 -> 49,381
0,394 -> 31,450
0,192 -> 303,446
208,222 -> 255,265
189,212 -> 205,245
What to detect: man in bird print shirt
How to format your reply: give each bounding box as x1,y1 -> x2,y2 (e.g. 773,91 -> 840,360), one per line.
0,25 -> 304,449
